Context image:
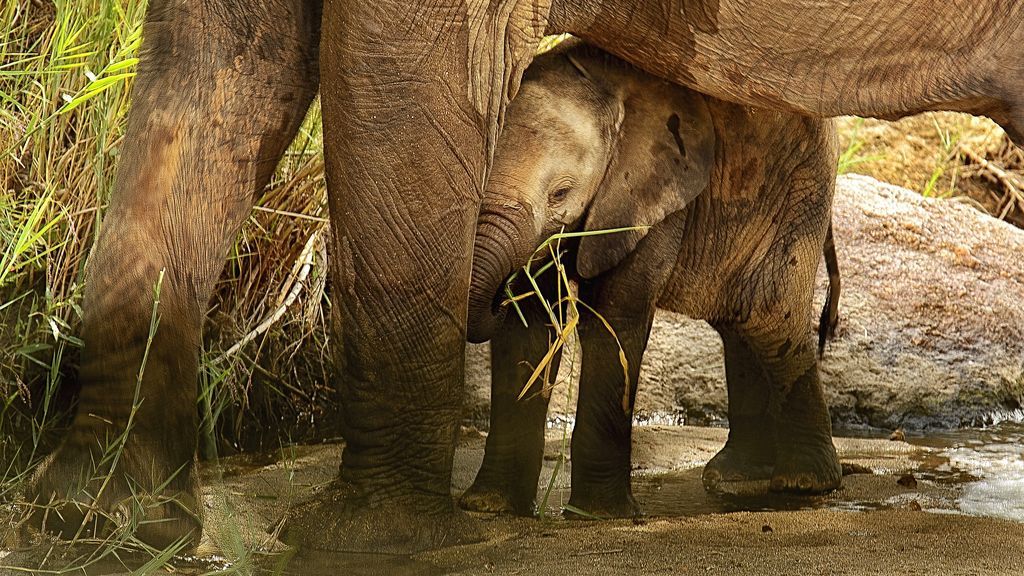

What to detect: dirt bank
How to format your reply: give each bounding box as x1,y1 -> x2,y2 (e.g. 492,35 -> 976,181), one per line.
466,175 -> 1024,430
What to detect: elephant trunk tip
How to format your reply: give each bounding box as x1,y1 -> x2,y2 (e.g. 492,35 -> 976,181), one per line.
466,292 -> 509,344
468,206 -> 533,343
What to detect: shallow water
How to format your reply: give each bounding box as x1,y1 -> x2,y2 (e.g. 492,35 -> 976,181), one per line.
542,415 -> 1024,522
908,416 -> 1024,523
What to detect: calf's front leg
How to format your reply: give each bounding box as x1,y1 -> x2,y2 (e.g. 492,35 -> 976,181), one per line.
461,273 -> 563,516
567,224 -> 680,518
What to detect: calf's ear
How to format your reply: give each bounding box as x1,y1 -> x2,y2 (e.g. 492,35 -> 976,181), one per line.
576,88 -> 715,279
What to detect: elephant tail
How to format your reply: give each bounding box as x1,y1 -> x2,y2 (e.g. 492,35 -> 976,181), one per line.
818,220 -> 841,356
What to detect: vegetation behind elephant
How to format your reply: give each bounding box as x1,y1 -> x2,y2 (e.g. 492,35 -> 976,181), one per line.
462,42 -> 842,517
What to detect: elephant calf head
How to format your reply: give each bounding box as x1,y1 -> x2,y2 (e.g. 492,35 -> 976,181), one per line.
467,41 -> 716,343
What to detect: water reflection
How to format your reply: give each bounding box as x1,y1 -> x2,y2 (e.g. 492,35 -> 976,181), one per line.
938,422 -> 1024,522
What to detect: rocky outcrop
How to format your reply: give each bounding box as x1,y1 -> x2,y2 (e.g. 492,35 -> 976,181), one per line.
465,175 -> 1024,430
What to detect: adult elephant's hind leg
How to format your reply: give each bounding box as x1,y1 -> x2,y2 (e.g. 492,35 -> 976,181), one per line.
25,0 -> 320,549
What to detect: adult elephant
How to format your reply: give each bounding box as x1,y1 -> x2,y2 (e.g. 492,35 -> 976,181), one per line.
27,0 -> 1024,554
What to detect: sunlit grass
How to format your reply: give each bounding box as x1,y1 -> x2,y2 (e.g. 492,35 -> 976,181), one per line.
837,117 -> 885,176
921,117 -> 963,198
2,0 -> 333,463
2,0 -> 150,517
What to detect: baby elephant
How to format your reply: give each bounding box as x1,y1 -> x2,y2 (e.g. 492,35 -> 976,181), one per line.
463,41 -> 842,518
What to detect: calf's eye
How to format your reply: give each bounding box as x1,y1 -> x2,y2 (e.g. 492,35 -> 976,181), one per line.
550,187 -> 571,203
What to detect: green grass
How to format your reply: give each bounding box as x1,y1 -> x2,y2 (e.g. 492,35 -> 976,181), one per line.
2,0 -> 150,503
837,117 -> 886,176
1,0 -> 333,456
921,117 -> 963,198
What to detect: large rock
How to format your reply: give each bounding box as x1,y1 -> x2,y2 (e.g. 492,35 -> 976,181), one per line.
465,175 -> 1024,430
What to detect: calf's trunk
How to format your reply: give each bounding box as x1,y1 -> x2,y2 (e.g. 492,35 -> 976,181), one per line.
467,203 -> 538,343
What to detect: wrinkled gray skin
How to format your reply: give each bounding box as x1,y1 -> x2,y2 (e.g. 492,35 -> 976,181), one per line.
25,0 -> 1024,554
462,43 -> 839,517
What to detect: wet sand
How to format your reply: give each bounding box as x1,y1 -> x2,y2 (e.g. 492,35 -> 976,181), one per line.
5,426 -> 1024,575
414,508 -> 1024,575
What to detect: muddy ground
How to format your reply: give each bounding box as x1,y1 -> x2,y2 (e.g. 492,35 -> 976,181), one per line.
6,426 -> 1024,575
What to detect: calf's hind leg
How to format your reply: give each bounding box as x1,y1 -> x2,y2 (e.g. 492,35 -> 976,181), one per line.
701,326 -> 777,491
751,317 -> 841,493
704,315 -> 840,493
730,234 -> 841,494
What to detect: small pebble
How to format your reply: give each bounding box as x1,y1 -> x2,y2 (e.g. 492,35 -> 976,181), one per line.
762,524 -> 773,533
908,500 -> 923,511
889,429 -> 906,442
897,473 -> 918,488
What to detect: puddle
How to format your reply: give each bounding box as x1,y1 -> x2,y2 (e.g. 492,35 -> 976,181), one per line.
538,415 -> 1024,522
906,417 -> 1024,523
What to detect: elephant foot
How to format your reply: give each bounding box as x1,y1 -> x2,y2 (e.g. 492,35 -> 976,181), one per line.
565,489 -> 642,520
701,443 -> 775,493
459,482 -> 535,516
283,480 -> 485,553
770,440 -> 842,494
24,434 -> 201,550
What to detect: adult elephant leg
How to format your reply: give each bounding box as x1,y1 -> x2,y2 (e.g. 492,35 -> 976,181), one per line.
26,0 -> 320,549
460,275 -> 562,516
701,326 -> 777,491
282,0 -> 550,553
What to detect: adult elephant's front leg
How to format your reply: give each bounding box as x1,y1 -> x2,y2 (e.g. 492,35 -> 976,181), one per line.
26,0 -> 320,549
281,0 -> 549,553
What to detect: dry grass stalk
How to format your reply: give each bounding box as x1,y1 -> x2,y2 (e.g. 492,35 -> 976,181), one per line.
958,139 -> 1024,221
